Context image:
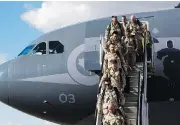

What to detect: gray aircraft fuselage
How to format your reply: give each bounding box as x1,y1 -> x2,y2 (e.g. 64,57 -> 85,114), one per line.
0,8 -> 180,125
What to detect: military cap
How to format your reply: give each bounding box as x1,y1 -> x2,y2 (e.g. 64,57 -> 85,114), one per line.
112,16 -> 117,18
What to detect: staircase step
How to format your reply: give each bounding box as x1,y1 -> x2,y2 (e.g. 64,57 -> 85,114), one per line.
130,84 -> 138,88
128,74 -> 138,78
124,92 -> 138,97
136,62 -> 143,66
126,96 -> 138,102
127,113 -> 137,119
130,118 -> 136,125
129,78 -> 139,83
124,106 -> 137,114
129,78 -> 140,87
130,87 -> 138,93
124,102 -> 137,107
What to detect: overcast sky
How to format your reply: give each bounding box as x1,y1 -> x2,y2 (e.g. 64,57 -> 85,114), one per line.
21,1 -> 179,33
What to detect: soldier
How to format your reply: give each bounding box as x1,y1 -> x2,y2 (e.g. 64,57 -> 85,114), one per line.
125,31 -> 138,71
103,43 -> 126,73
105,31 -> 128,57
102,103 -> 124,125
142,23 -> 152,61
121,15 -> 128,37
97,78 -> 125,115
105,16 -> 124,41
126,15 -> 144,60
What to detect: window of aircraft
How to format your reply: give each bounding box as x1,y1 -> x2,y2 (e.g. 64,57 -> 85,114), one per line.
49,41 -> 64,54
32,42 -> 46,55
18,44 -> 35,56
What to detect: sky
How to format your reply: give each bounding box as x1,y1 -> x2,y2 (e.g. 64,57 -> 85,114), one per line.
0,1 -> 179,125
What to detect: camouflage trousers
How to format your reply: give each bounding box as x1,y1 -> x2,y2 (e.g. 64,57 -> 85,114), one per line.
125,50 -> 136,69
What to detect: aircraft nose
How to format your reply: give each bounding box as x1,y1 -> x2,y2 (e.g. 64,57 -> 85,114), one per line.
0,82 -> 9,105
0,61 -> 10,105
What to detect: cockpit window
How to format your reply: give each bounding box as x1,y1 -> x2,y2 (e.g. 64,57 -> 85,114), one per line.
32,42 -> 46,55
49,41 -> 64,54
18,44 -> 35,56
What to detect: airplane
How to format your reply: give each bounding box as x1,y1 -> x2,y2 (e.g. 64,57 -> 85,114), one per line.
0,5 -> 180,125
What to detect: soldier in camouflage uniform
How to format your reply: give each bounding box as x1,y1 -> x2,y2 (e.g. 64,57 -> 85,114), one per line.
126,15 -> 144,59
121,15 -> 128,37
105,31 -> 128,57
103,43 -> 127,73
142,23 -> 152,61
102,103 -> 124,125
97,78 -> 125,114
105,16 -> 124,41
124,34 -> 138,70
125,15 -> 141,70
101,60 -> 124,92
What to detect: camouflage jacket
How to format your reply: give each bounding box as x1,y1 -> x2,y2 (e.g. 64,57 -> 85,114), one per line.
105,22 -> 124,40
126,21 -> 143,37
105,36 -> 128,55
103,111 -> 124,125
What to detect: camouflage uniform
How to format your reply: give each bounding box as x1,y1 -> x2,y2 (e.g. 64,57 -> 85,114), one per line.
97,77 -> 125,114
125,25 -> 139,70
103,110 -> 124,125
105,68 -> 124,92
121,22 -> 128,38
105,22 -> 123,41
125,37 -> 138,68
142,29 -> 152,61
126,21 -> 143,55
103,52 -> 122,72
105,36 -> 128,57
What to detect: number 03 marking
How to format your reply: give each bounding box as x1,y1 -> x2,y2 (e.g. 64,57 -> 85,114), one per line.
59,93 -> 75,103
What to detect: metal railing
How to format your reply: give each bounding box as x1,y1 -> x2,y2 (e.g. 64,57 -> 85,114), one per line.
136,30 -> 151,125
136,71 -> 142,125
94,35 -> 105,125
140,31 -> 149,125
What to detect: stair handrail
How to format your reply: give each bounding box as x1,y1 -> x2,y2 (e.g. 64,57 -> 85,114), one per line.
136,71 -> 142,125
140,31 -> 149,125
135,30 -> 149,125
94,34 -> 105,125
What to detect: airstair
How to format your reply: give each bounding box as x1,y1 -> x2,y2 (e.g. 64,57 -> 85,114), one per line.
124,66 -> 143,125
84,24 -> 150,125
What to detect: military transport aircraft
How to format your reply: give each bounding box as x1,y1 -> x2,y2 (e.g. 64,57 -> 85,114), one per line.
0,5 -> 180,125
